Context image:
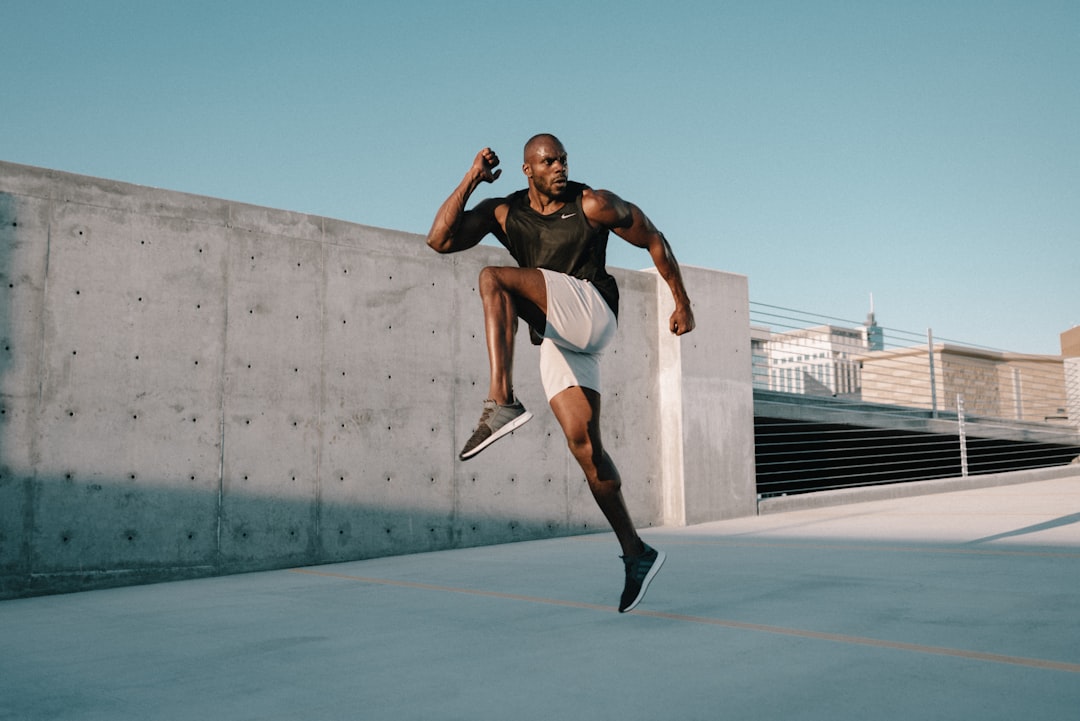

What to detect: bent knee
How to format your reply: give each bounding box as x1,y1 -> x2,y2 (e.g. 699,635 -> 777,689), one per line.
565,430 -> 604,465
478,266 -> 511,297
565,431 -> 590,455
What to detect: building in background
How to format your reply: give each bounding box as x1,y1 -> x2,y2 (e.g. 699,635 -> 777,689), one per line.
765,324 -> 866,397
1063,326 -> 1080,428
754,299 -> 884,398
864,306 -> 884,351
753,309 -> 1071,426
860,344 -> 1068,423
750,325 -> 772,390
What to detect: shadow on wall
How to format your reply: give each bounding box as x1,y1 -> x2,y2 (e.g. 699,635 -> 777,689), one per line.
1,191 -> 26,593
0,191 -> 10,373
3,472 -> 599,600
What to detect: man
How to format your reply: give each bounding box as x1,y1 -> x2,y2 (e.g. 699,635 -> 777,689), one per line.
426,134 -> 695,613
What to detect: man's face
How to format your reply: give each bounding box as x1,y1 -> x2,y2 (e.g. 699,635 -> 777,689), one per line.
523,141 -> 568,198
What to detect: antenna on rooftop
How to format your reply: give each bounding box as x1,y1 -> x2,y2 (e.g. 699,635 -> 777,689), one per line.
864,292 -> 884,351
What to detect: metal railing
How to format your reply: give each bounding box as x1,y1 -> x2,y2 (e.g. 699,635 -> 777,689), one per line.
749,302 -> 1080,497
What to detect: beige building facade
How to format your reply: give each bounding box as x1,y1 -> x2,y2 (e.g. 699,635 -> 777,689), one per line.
861,344 -> 1068,423
1062,326 -> 1080,428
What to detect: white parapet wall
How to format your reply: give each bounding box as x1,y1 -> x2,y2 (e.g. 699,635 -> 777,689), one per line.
0,160 -> 755,598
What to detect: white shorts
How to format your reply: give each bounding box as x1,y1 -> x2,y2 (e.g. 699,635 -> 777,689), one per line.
537,269 -> 618,401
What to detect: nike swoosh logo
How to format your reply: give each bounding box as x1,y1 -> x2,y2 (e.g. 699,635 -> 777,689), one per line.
561,213 -> 577,219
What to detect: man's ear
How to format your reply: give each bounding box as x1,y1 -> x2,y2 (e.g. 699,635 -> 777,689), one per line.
522,163 -> 532,178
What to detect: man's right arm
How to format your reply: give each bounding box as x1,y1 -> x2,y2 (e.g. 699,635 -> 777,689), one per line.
426,148 -> 503,254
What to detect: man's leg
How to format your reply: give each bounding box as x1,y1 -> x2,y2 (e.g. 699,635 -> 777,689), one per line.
477,266 -> 547,405
548,386 -> 644,557
459,267 -> 547,461
549,385 -> 664,612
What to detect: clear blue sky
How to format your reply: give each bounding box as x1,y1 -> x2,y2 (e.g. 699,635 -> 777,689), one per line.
3,0 -> 1077,354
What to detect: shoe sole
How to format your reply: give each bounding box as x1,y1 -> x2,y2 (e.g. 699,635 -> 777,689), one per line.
459,411 -> 534,460
620,549 -> 666,613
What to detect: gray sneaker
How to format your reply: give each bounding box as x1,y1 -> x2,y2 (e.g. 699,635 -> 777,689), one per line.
459,399 -> 533,461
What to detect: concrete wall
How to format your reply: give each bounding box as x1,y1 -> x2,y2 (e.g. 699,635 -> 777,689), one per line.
0,161 -> 755,598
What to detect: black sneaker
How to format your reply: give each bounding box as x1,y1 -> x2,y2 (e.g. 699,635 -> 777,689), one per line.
459,399 -> 533,461
618,544 -> 666,613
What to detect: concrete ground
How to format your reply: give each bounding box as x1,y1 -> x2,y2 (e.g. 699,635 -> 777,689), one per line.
3,475 -> 1079,721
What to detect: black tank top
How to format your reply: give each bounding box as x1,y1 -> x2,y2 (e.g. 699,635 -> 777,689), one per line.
498,181 -> 619,318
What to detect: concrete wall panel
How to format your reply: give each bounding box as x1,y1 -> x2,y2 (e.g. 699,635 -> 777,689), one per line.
27,193 -> 227,582
320,241 -> 460,559
658,266 -> 757,524
0,193 -> 48,400
219,228 -> 324,567
603,268 -> 665,524
0,190 -> 49,578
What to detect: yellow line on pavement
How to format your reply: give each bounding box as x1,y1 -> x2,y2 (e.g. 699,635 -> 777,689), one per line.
289,567 -> 612,612
601,536 -> 1080,559
289,567 -> 1080,674
632,608 -> 1080,673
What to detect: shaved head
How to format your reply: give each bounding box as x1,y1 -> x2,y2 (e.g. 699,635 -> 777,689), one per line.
524,133 -> 564,161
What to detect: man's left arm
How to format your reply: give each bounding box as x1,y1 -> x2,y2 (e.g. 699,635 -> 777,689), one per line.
587,190 -> 695,336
